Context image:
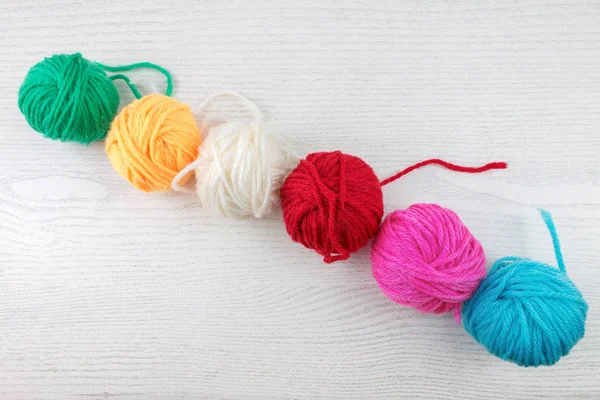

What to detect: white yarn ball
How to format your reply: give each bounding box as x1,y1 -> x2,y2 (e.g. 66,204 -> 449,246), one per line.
194,121 -> 297,218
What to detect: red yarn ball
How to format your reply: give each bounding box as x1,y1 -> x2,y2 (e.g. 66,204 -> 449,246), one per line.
280,151 -> 384,263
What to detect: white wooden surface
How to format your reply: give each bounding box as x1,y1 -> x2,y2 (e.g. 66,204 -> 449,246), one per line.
1,1 -> 599,399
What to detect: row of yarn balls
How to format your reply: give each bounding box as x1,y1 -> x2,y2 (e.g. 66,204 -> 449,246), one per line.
18,53 -> 588,367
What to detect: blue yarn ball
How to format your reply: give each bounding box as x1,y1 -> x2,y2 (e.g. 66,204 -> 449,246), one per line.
462,257 -> 587,367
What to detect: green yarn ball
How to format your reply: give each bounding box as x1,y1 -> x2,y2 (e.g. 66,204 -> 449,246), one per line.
18,53 -> 120,144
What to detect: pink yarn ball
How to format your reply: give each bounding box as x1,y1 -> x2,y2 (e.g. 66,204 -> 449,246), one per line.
371,203 -> 486,323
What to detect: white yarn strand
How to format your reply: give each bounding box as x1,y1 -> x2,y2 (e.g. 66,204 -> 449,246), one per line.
140,78 -> 160,95
194,90 -> 262,123
171,160 -> 200,193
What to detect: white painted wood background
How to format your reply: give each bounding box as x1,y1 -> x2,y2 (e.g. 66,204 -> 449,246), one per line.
1,1 -> 599,399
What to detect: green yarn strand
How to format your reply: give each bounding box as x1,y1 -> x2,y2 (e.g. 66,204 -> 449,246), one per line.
96,61 -> 173,98
108,74 -> 143,99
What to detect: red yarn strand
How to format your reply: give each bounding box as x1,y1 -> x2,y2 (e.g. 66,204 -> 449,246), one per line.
379,159 -> 508,187
326,151 -> 349,263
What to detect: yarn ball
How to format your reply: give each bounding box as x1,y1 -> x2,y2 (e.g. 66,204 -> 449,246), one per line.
280,151 -> 383,263
194,121 -> 297,218
18,53 -> 119,144
462,257 -> 588,367
371,204 -> 486,322
106,94 -> 201,192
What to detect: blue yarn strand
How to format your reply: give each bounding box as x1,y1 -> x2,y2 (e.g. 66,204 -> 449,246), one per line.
539,209 -> 565,273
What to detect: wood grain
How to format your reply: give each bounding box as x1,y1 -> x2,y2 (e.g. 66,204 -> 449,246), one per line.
0,1 -> 599,399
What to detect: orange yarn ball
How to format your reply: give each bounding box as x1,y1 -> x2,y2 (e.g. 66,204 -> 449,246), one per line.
106,94 -> 201,192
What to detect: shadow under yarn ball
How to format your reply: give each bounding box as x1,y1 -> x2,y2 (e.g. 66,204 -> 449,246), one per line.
18,53 -> 119,144
280,151 -> 384,263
